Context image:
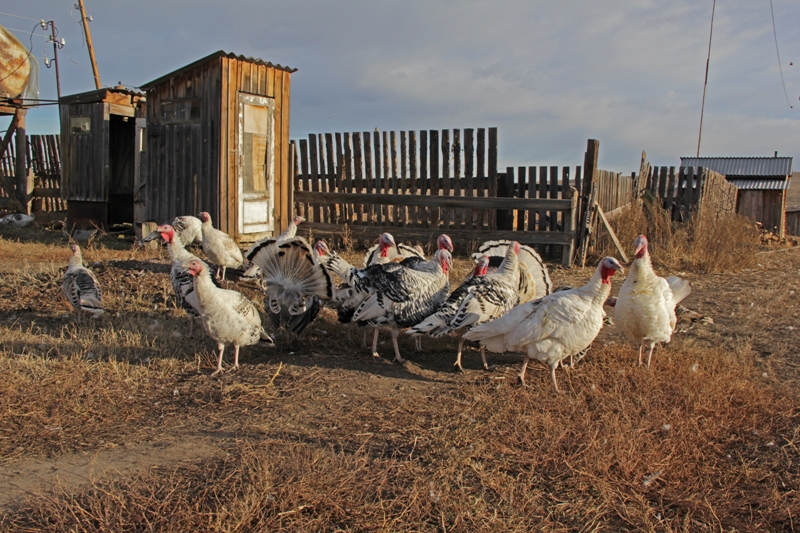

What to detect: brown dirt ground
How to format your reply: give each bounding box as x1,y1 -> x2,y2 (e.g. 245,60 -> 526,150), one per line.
0,225 -> 798,531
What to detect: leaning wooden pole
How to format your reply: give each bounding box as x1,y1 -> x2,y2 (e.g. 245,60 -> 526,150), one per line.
77,0 -> 101,89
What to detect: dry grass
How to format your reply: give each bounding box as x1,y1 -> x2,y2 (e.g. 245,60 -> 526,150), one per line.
0,225 -> 797,532
597,201 -> 760,273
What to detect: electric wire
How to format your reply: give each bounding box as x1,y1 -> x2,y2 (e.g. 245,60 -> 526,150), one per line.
769,0 -> 793,109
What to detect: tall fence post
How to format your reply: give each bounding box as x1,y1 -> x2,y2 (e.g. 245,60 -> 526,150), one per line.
576,139 -> 598,261
15,109 -> 32,214
562,187 -> 578,267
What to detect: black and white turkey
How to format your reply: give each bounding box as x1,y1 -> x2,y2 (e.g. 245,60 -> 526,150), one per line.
62,244 -> 104,321
245,235 -> 333,339
345,249 -> 452,363
241,216 -> 306,281
409,243 -> 521,371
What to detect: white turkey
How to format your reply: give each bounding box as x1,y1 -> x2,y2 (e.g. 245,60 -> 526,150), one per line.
198,211 -> 244,281
142,215 -> 202,247
614,235 -> 692,369
61,244 -> 104,321
408,244 -> 520,371
241,215 -> 306,281
464,257 -> 624,391
184,259 -> 273,375
347,249 -> 452,363
0,213 -> 34,227
245,235 -> 333,339
470,240 -> 551,303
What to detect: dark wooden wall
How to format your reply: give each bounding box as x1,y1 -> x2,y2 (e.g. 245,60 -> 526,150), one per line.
145,59 -> 221,229
60,102 -> 109,202
738,189 -> 786,236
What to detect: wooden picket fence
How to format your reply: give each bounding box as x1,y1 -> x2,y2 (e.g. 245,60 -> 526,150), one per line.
0,134 -> 65,213
641,165 -> 737,221
292,128 -> 579,266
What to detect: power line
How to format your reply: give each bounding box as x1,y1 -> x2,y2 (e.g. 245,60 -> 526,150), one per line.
769,0 -> 793,109
4,26 -> 48,38
0,11 -> 40,22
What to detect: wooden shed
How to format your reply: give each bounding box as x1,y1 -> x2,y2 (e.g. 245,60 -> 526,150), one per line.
681,156 -> 793,238
59,87 -> 146,228
140,50 -> 296,242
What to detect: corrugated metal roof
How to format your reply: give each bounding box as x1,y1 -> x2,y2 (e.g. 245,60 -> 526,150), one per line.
728,178 -> 791,190
680,156 -> 793,177
141,50 -> 297,89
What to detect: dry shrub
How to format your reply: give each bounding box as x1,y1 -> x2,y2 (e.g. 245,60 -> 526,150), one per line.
597,200 -> 759,273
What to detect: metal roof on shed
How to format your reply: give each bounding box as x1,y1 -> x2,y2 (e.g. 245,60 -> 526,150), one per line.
141,50 -> 297,89
680,157 -> 793,177
728,178 -> 791,191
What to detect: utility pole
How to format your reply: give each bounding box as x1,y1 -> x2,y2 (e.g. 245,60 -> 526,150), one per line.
697,0 -> 716,157
43,21 -> 63,98
77,0 -> 101,89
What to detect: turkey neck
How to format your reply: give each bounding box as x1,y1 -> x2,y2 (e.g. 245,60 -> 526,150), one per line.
628,252 -> 654,283
584,266 -> 613,306
68,250 -> 84,270
495,249 -> 519,277
192,268 -> 218,305
167,238 -> 192,263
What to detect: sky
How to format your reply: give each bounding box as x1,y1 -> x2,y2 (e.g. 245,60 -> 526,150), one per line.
3,0 -> 799,173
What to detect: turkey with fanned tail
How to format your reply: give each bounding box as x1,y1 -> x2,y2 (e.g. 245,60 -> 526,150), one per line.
470,240 -> 551,303
241,216 -> 306,281
464,257 -> 623,391
245,235 -> 333,339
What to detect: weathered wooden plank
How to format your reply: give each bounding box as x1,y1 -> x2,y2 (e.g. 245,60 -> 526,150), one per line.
429,130 -> 440,228
665,166 -> 676,214
488,127 -> 498,230
390,131 -> 399,226
517,167 -> 526,231
464,128 -> 474,229
372,131 -> 382,226
563,188 -> 578,266
476,128 -> 486,228
309,134 -> 320,223
400,131 -> 408,226
409,131 -> 419,227
343,133 -> 353,222
453,129 -> 463,227
441,129 -> 451,228
595,202 -> 629,263
549,166 -> 559,232
318,133 -> 329,223
298,223 -> 575,246
419,130 -> 428,227
363,131 -> 374,225
294,190 -> 572,210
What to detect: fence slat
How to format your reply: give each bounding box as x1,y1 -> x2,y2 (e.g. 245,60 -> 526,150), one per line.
464,129 -> 474,229
430,130 -> 440,228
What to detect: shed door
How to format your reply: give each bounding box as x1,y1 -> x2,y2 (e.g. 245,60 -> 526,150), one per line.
238,94 -> 275,235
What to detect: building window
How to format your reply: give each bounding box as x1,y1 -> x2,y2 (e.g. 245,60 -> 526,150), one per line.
160,100 -> 201,124
70,116 -> 91,134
